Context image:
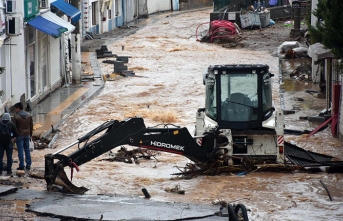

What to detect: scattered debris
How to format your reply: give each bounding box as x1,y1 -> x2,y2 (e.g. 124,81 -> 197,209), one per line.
284,47 -> 309,59
81,74 -> 95,82
240,8 -> 270,29
305,89 -> 321,94
102,52 -> 135,80
212,199 -> 228,207
289,63 -> 312,81
101,146 -> 160,164
212,200 -> 250,220
84,31 -> 102,40
0,186 -> 18,196
283,110 -> 296,115
172,160 -> 248,179
118,25 -> 138,29
278,41 -> 301,55
222,35 -> 247,48
141,188 -> 151,199
103,70 -> 135,80
31,136 -> 51,149
96,46 -> 116,58
319,179 -> 333,201
198,20 -> 238,43
251,164 -> 306,173
103,73 -> 125,81
165,184 -> 185,195
295,97 -> 304,101
171,157 -> 313,179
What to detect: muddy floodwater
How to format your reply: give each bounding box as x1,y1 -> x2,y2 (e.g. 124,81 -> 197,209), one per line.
5,8 -> 343,221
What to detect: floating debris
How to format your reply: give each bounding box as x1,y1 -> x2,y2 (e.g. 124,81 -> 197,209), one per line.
101,146 -> 160,164
31,135 -> 51,149
165,184 -> 185,195
289,63 -> 312,81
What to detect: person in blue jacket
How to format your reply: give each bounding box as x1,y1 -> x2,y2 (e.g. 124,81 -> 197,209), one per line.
269,0 -> 278,7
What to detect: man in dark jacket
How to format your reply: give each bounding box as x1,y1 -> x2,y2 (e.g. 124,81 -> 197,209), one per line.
12,102 -> 33,171
0,113 -> 18,175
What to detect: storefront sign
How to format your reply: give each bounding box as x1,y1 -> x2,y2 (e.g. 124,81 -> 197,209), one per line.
291,0 -> 311,8
24,0 -> 39,21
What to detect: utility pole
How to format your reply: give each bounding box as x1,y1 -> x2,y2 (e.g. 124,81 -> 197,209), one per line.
291,8 -> 302,37
290,0 -> 312,37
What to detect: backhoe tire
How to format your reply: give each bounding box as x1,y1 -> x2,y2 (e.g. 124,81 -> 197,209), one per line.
227,204 -> 238,221
234,203 -> 249,221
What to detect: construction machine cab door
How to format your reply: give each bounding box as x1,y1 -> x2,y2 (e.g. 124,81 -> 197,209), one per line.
205,64 -> 274,130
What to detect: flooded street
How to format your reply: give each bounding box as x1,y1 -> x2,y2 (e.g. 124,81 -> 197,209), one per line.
11,8 -> 343,220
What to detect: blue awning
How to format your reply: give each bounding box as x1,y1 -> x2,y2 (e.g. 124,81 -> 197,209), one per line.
41,11 -> 75,34
51,0 -> 81,24
28,16 -> 68,38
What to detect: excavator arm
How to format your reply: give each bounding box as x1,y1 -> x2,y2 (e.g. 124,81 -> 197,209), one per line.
45,117 -> 222,194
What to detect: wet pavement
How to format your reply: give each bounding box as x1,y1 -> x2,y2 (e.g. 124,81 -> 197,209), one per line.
0,185 -> 232,221
32,52 -> 104,138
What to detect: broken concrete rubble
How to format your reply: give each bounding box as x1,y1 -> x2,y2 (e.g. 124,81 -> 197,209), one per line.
0,186 -> 18,196
96,45 -> 116,58
101,50 -> 136,80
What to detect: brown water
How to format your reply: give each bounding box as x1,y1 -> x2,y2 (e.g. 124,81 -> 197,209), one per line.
17,9 -> 343,221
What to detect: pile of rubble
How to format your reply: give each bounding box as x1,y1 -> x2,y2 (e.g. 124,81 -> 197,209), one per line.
95,45 -> 136,80
101,146 -> 160,164
289,63 -> 312,81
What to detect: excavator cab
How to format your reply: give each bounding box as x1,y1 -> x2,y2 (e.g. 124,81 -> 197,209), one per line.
204,64 -> 274,130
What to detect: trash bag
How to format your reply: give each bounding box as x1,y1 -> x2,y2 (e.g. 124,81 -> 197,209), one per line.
29,138 -> 34,152
277,41 -> 301,55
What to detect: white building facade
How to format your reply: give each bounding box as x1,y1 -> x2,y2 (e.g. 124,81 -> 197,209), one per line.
83,0 -> 179,36
0,0 -> 81,115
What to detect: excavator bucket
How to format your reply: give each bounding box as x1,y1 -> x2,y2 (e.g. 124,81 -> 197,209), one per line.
45,153 -> 89,194
56,168 -> 89,194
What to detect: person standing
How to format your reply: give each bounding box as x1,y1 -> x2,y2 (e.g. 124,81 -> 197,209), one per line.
0,113 -> 18,175
12,102 -> 33,171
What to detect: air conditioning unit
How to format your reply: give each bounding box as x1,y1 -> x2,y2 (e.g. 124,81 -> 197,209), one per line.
6,16 -> 20,36
6,0 -> 16,13
40,0 -> 50,9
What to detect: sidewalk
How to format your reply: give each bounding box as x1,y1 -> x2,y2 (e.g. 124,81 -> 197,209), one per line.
32,52 -> 104,138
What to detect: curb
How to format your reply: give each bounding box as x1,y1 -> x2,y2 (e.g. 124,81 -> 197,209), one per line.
41,52 -> 105,139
